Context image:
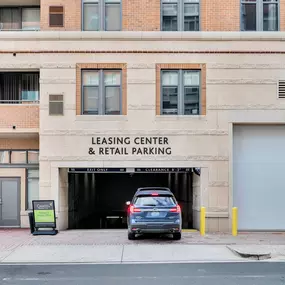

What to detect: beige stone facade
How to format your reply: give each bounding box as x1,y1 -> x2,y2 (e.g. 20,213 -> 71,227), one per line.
0,0 -> 284,232
0,31 -> 284,232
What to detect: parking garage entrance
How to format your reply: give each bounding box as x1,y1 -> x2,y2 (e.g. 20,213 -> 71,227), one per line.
68,168 -> 198,230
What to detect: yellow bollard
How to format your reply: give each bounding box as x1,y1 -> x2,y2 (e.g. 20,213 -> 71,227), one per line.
232,207 -> 238,236
200,207 -> 206,236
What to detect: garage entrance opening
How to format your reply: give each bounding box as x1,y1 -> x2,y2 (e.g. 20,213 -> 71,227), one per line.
68,168 -> 197,230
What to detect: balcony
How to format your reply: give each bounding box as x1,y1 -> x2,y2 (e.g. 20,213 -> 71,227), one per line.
0,72 -> 39,104
0,72 -> 39,130
0,5 -> 40,31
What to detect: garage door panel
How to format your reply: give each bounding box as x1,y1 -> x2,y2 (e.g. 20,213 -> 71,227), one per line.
233,125 -> 285,231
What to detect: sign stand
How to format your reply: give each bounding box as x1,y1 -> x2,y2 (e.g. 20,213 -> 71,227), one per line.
32,200 -> 58,236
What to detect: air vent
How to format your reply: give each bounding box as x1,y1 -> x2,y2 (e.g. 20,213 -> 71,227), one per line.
49,94 -> 64,115
278,81 -> 285,98
49,6 -> 64,27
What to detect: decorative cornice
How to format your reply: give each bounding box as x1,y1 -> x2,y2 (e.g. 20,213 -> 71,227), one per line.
39,155 -> 228,161
207,79 -> 277,85
39,129 -> 228,136
1,50 -> 285,54
128,79 -> 155,84
128,104 -> 155,110
40,79 -> 76,84
128,63 -> 155,69
208,104 -> 285,110
208,63 -> 285,69
41,63 -> 76,69
209,181 -> 229,187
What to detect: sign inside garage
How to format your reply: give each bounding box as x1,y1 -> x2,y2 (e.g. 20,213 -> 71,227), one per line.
135,168 -> 191,173
69,168 -> 127,173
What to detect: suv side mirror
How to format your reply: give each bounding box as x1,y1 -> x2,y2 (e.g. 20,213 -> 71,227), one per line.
126,201 -> 131,206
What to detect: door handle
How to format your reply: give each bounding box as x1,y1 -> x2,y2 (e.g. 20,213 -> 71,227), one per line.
0,199 -> 2,205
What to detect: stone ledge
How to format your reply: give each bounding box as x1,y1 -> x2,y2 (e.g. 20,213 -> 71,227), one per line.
0,31 -> 285,42
39,129 -> 228,135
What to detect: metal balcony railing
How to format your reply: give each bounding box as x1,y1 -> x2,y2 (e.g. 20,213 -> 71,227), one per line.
0,27 -> 40,31
0,99 -> 40,104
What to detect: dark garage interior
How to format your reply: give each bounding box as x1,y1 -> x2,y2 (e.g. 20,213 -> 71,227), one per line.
68,171 -> 195,230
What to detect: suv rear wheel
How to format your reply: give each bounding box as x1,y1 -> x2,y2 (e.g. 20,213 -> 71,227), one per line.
128,232 -> 136,240
173,232 -> 181,240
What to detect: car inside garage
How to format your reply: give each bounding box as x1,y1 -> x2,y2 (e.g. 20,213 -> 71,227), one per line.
68,168 -> 197,230
233,124 -> 285,231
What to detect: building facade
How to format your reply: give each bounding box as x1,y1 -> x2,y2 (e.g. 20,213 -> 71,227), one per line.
1,0 -> 285,232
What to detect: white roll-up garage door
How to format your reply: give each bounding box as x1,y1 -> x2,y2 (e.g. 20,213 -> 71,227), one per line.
233,125 -> 285,231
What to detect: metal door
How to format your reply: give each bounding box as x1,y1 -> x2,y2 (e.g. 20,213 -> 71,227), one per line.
0,178 -> 20,227
233,125 -> 285,231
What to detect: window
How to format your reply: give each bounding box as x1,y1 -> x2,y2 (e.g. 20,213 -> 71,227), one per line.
134,195 -> 176,207
49,94 -> 64,115
241,0 -> 279,31
0,72 -> 39,103
22,8 -> 41,30
28,151 -> 39,164
26,169 -> 39,210
0,151 -> 9,163
82,0 -> 121,31
49,6 -> 64,27
82,70 -> 121,115
0,7 -> 40,31
0,150 -> 39,164
11,151 -> 26,164
161,70 -> 200,115
161,0 -> 199,31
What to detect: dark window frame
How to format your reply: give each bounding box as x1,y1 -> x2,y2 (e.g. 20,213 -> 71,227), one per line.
160,69 -> 201,116
241,0 -> 279,31
0,149 -> 39,165
82,0 -> 122,31
25,167 -> 39,210
161,0 -> 200,31
0,6 -> 40,31
81,69 -> 122,115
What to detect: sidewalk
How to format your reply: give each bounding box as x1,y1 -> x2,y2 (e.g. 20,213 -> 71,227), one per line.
1,229 -> 285,264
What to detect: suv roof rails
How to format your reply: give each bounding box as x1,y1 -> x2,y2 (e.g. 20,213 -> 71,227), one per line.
136,187 -> 171,192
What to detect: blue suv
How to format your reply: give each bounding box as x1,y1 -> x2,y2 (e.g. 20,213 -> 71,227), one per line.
126,187 -> 182,240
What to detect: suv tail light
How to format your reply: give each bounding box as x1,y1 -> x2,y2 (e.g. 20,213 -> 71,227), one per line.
129,205 -> 141,214
170,205 -> 181,213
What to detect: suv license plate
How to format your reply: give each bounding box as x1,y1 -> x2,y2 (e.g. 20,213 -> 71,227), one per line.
151,212 -> 160,217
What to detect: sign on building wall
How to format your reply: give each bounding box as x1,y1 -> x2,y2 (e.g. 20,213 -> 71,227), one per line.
68,168 -> 192,173
88,136 -> 172,156
32,200 -> 57,230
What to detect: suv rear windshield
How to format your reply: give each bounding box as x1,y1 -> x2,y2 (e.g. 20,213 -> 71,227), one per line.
134,195 -> 176,207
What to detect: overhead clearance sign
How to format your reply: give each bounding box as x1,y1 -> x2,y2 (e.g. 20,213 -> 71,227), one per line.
88,136 -> 172,156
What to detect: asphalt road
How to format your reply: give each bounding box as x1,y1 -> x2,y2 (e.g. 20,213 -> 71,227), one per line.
1,262 -> 285,285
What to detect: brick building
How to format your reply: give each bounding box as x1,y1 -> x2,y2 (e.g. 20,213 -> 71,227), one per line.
0,0 -> 285,232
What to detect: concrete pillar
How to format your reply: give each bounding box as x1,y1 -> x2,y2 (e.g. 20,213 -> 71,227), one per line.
57,168 -> 69,230
39,161 -> 51,200
192,167 -> 208,230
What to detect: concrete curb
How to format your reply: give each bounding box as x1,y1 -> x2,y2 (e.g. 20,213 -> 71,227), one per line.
227,246 -> 271,260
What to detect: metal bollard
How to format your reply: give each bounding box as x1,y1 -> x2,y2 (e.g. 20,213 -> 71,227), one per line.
200,207 -> 206,236
232,207 -> 238,236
